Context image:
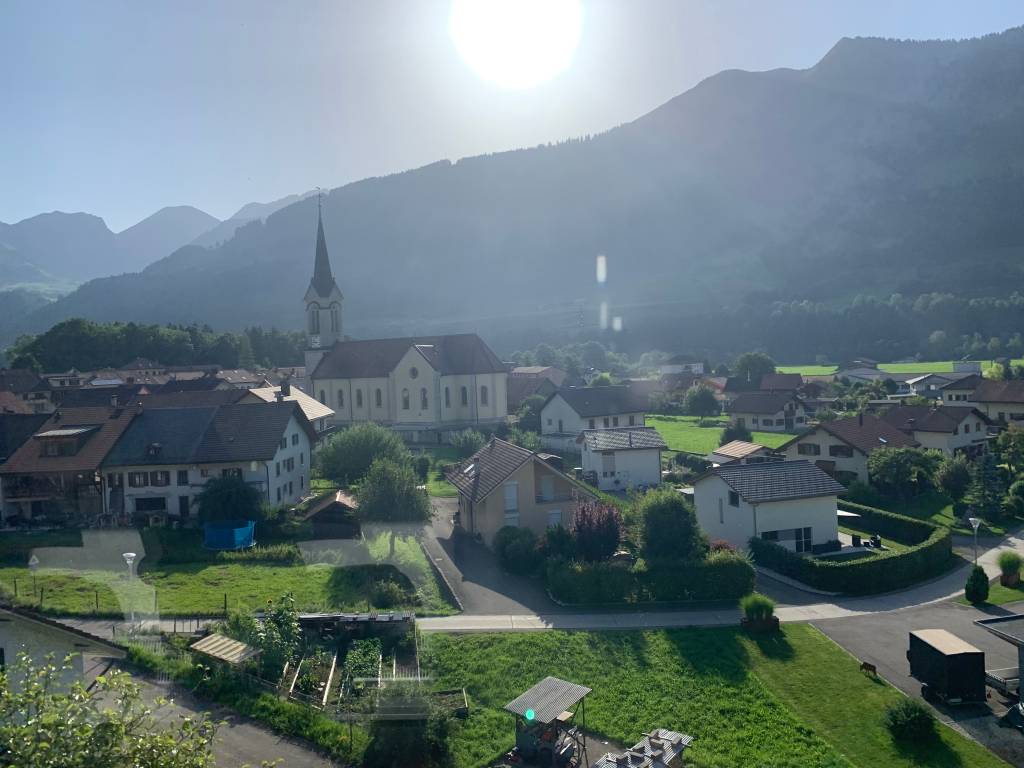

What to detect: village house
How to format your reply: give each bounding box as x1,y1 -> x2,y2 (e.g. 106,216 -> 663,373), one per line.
0,368 -> 53,414
539,386 -> 647,452
778,413 -> 917,484
659,355 -> 705,375
879,403 -> 991,457
693,460 -> 846,553
240,381 -> 335,443
968,379 -> 1024,424
101,401 -> 316,523
705,440 -> 777,467
939,373 -> 986,405
507,366 -> 563,412
446,437 -> 596,546
760,372 -> 803,392
727,392 -> 807,433
577,426 -> 666,491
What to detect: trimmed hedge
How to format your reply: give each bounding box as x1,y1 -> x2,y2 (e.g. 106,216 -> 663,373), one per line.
546,551 -> 755,604
748,501 -> 952,596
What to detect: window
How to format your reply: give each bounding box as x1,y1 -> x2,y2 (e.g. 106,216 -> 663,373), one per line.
601,451 -> 616,476
480,385 -> 488,406
603,417 -> 610,428
292,433 -> 299,446
338,389 -> 345,408
547,509 -> 562,528
280,437 -> 287,450
375,388 -> 383,408
718,498 -> 724,524
222,468 -> 242,479
128,472 -> 148,488
176,470 -> 188,486
301,475 -> 305,489
795,526 -> 813,554
330,306 -> 339,332
150,470 -> 170,487
728,490 -> 739,507
589,419 -> 596,429
461,386 -> 468,406
276,487 -> 281,502
421,387 -> 428,409
356,389 -> 363,408
200,469 -> 210,478
547,418 -> 552,426
178,496 -> 190,517
761,530 -> 779,541
308,307 -> 320,334
319,390 -> 326,405
797,443 -> 821,456
444,387 -> 451,408
300,452 -> 304,466
612,417 -> 619,427
762,419 -> 773,427
289,481 -> 294,496
136,497 -> 166,513
828,445 -> 853,458
752,418 -> 759,426
409,366 -> 419,379
503,481 -> 519,526
402,389 -> 410,410
276,461 -> 281,477
629,415 -> 636,426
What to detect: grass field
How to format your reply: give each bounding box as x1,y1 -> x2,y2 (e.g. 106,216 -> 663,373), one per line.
880,490 -> 1015,537
423,626 -> 1007,768
0,530 -> 456,618
777,359 -> 1024,377
648,415 -> 793,455
958,578 -> 1024,607
412,444 -> 462,497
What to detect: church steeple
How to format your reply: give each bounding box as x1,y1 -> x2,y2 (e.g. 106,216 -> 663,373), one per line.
303,192 -> 344,360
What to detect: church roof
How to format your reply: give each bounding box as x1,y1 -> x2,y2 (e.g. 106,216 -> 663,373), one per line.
309,207 -> 341,299
311,334 -> 507,380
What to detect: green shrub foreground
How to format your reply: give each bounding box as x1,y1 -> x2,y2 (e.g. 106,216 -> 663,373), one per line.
748,501 -> 953,595
740,592 -> 776,620
546,550 -> 754,604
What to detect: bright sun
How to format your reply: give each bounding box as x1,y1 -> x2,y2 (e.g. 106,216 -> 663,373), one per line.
449,0 -> 582,90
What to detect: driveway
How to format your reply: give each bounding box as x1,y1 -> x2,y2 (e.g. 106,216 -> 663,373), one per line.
424,498 -> 559,615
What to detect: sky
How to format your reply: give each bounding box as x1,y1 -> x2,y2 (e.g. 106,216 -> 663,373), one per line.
3,0 -> 1024,231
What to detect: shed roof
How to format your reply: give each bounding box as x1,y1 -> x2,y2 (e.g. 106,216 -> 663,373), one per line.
910,629 -> 982,655
245,385 -> 334,422
976,615 -> 1024,647
578,427 -> 667,451
699,460 -> 846,504
504,676 -> 591,724
709,440 -> 768,460
972,379 -> 1024,404
190,633 -> 261,665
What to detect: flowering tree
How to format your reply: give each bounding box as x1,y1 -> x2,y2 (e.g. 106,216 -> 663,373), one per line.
571,499 -> 622,562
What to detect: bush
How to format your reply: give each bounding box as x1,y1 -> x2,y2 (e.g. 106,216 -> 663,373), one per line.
965,565 -> 990,604
740,592 -> 775,621
747,501 -> 953,595
545,560 -> 635,604
884,698 -> 935,743
571,500 -> 622,562
450,429 -> 486,458
372,579 -> 408,608
356,458 -> 431,522
934,455 -> 972,501
217,543 -> 303,565
543,524 -> 576,561
507,427 -> 542,452
318,422 -> 410,485
710,539 -> 736,553
413,455 -> 431,483
493,526 -> 542,575
720,423 -> 752,445
639,487 -> 708,562
998,550 -> 1022,577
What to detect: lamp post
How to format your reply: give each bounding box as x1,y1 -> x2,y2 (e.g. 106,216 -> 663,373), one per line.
27,554 -> 39,597
968,517 -> 981,565
122,552 -> 136,627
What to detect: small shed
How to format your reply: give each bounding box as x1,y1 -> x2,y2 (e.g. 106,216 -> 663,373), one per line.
190,633 -> 261,666
505,676 -> 592,765
908,629 -> 986,704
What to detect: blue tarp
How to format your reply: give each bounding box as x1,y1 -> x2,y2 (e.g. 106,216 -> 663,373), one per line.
203,520 -> 255,550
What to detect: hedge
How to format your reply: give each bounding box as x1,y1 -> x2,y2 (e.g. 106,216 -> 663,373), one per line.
748,501 -> 952,596
546,551 -> 755,604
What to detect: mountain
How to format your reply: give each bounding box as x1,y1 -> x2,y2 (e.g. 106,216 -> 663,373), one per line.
13,27 -> 1024,351
114,206 -> 219,273
188,191 -> 316,249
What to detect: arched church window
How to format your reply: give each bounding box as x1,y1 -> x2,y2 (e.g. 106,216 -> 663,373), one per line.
460,386 -> 468,406
309,307 -> 320,334
338,389 -> 344,408
356,389 -> 363,408
330,306 -> 339,332
445,387 -> 451,408
402,389 -> 410,410
420,387 -> 428,409
375,388 -> 383,408
480,385 -> 489,406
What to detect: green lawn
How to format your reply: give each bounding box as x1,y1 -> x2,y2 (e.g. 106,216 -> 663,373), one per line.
648,415 -> 793,455
777,360 -> 1006,376
958,578 -> 1024,607
882,490 -> 1015,537
422,625 -> 1006,768
0,530 -> 456,618
411,445 -> 463,497
777,365 -> 839,375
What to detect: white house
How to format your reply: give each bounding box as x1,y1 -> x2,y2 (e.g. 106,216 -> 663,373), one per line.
693,460 -> 846,552
659,355 -> 705,376
778,414 -> 917,485
577,427 -> 666,491
101,401 -> 317,522
969,379 -> 1024,424
539,387 -> 647,452
939,374 -> 985,406
879,404 -> 991,457
728,392 -> 807,433
241,381 -> 335,444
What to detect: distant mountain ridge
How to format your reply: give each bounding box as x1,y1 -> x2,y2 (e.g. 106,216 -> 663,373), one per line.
9,26 -> 1024,351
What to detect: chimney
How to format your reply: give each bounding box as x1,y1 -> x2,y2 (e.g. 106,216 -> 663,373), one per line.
282,378 -> 291,397
275,390 -> 285,403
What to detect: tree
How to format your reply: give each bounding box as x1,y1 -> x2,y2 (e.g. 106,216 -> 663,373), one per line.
195,474 -> 263,522
516,394 -> 547,433
236,334 -> 256,369
356,458 -> 431,523
0,653 -> 219,768
507,427 -> 542,452
964,452 -> 1005,520
571,499 -> 622,562
682,385 -> 719,417
720,423 -> 752,445
997,428 -> 1024,476
964,565 -> 990,604
222,592 -> 301,679
867,447 -> 941,500
639,487 -> 708,562
317,422 -> 410,484
449,429 -> 486,458
933,454 -> 972,501
588,372 -> 613,387
732,352 -> 776,384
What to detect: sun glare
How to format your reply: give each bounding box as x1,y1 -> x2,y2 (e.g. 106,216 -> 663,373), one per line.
449,0 -> 582,90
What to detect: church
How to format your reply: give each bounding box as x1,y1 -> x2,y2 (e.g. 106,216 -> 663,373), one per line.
302,204 -> 508,443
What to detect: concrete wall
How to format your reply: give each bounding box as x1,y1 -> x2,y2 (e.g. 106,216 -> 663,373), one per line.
581,446 -> 662,491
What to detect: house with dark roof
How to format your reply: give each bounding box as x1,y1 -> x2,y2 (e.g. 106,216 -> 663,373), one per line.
760,373 -> 803,392
969,379 -> 1024,424
778,414 -> 918,484
0,368 -> 53,414
577,426 -> 667,491
101,401 -> 316,522
446,437 -> 596,546
539,387 -> 647,451
939,373 -> 986,405
879,403 -> 991,457
693,460 -> 846,552
728,392 -> 807,433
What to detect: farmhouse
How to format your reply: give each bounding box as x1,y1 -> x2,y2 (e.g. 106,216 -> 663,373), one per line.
240,381 -> 335,443
577,426 -> 666,491
778,414 -> 917,484
969,379 -> 1024,424
728,392 -> 807,433
539,386 -> 647,452
446,437 -> 595,546
693,460 -> 846,552
879,403 -> 991,457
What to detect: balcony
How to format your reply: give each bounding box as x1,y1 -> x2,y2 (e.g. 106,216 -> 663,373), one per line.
3,477 -> 63,500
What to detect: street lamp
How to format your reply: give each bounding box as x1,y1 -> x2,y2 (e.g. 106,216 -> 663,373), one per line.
968,517 -> 981,565
27,554 -> 39,596
122,552 -> 136,627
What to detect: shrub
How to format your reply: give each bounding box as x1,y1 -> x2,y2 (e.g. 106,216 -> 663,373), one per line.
356,458 -> 431,522
450,429 -> 486,458
545,560 -> 635,604
884,698 -> 935,743
639,487 -> 708,562
740,592 -> 775,621
998,550 -> 1022,577
493,526 -> 542,575
344,638 -> 383,679
934,455 -> 972,501
710,539 -> 736,553
543,524 -> 576,561
571,500 -> 622,562
720,423 -> 752,445
317,422 -> 410,485
217,542 -> 303,565
507,427 -> 542,452
413,455 -> 431,482
372,579 -> 408,608
965,565 -> 990,604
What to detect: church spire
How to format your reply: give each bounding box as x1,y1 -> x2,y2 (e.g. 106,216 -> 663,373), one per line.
310,192 -> 338,298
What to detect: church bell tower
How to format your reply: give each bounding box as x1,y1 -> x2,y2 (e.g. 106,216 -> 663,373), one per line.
303,195 -> 343,381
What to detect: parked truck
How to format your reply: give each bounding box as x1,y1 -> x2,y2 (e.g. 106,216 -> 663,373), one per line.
907,629 -> 986,705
